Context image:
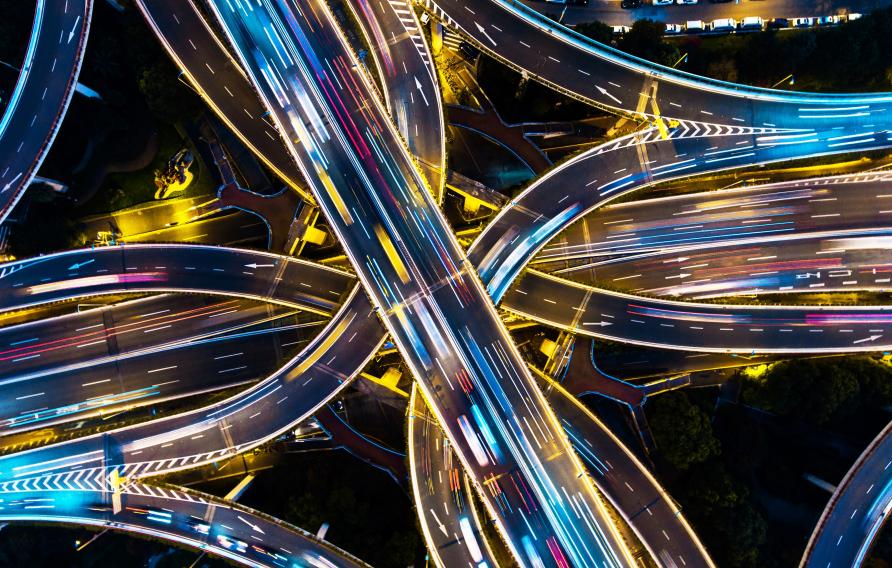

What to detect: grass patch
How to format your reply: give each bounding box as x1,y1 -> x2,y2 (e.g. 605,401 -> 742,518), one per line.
81,123 -> 215,216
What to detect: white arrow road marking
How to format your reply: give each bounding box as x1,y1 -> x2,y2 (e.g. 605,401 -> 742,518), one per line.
2,172 -> 23,193
68,258 -> 95,271
237,515 -> 265,534
474,22 -> 497,47
413,76 -> 429,107
853,334 -> 883,344
244,263 -> 274,268
429,508 -> 448,536
596,85 -> 622,105
67,15 -> 81,44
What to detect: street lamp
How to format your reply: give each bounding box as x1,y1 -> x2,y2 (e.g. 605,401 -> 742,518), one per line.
771,73 -> 795,89
671,53 -> 688,69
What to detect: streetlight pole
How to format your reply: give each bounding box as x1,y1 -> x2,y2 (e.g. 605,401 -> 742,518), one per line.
771,73 -> 795,89
671,52 -> 688,68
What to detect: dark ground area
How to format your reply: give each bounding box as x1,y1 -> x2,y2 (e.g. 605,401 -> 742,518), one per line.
232,451 -> 423,567
643,356 -> 892,567
0,0 -> 36,99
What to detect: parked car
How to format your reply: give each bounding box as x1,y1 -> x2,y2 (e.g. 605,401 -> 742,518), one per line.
612,25 -> 631,35
710,18 -> 737,32
816,15 -> 840,25
739,16 -> 764,31
675,0 -> 698,4
767,18 -> 789,29
791,17 -> 812,28
847,13 -> 862,21
665,23 -> 684,34
685,19 -> 706,33
653,0 -> 674,6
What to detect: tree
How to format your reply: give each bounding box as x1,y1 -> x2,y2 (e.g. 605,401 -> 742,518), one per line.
679,461 -> 768,568
648,391 -> 720,471
706,58 -> 738,83
847,357 -> 892,404
574,21 -> 613,45
618,19 -> 679,67
681,460 -> 746,515
707,501 -> 768,568
742,359 -> 862,424
138,60 -> 202,125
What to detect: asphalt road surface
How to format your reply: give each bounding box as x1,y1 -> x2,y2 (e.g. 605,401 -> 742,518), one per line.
0,0 -> 92,223
208,0 -> 638,565
0,483 -> 367,567
802,419 -> 892,568
536,174 -> 892,264
556,233 -> 892,298
0,244 -> 355,317
0,286 -> 384,497
349,0 -> 447,199
136,0 -> 309,197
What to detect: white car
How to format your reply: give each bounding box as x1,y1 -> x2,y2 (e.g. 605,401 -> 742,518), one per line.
612,25 -> 631,35
710,17 -> 737,32
653,0 -> 674,6
685,19 -> 706,33
676,0 -> 698,4
665,23 -> 684,34
847,13 -> 862,21
791,17 -> 812,28
739,16 -> 764,31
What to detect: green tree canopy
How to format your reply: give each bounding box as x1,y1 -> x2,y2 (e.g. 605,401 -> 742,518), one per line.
648,391 -> 720,471
574,21 -> 613,45
739,358 -> 892,424
138,61 -> 202,124
679,461 -> 768,568
618,19 -> 680,67
705,500 -> 768,568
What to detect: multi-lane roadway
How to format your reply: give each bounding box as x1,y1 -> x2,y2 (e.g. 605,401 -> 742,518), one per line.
425,0 -> 892,125
506,269 -> 892,353
5,0 -> 892,565
0,483 -> 367,568
0,0 -> 92,224
408,385 -> 499,568
538,0 -> 885,27
0,285 -> 383,491
0,244 -> 354,316
349,0 -> 446,200
561,233 -> 892,299
470,124 -> 892,303
206,0 -> 634,565
536,173 -> 892,266
802,419 -> 892,568
0,295 -> 324,436
533,368 -> 714,568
